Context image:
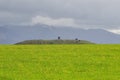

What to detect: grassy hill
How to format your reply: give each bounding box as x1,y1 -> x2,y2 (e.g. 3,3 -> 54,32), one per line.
0,45 -> 120,80
15,39 -> 94,44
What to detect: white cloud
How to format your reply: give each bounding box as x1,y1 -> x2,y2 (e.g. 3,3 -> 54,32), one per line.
31,16 -> 78,27
108,29 -> 120,34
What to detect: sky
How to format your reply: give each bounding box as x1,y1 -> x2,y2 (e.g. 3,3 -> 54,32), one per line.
0,0 -> 120,34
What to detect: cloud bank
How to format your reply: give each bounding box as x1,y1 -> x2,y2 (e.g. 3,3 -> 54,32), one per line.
0,0 -> 120,33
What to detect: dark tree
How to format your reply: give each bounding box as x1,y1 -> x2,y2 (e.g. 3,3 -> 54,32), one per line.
75,38 -> 78,41
58,36 -> 61,40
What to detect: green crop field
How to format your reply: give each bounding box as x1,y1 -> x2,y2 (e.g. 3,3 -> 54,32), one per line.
0,45 -> 120,80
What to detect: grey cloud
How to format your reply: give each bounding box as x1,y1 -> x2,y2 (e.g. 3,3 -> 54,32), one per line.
0,0 -> 120,29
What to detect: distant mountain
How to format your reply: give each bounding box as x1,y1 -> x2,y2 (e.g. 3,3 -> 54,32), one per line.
0,24 -> 120,44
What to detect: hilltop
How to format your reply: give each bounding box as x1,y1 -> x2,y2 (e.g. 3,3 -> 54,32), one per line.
15,39 -> 94,44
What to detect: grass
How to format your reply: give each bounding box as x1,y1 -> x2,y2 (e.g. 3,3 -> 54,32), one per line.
0,44 -> 120,80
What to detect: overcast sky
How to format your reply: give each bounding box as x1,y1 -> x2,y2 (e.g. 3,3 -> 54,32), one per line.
1,0 -> 120,33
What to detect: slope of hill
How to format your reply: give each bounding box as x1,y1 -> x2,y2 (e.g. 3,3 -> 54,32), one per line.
15,40 -> 94,44
0,24 -> 120,44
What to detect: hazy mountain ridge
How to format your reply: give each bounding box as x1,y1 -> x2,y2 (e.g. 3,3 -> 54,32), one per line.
0,24 -> 120,44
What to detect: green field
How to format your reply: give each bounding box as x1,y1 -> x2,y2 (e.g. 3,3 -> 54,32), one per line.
0,45 -> 120,80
